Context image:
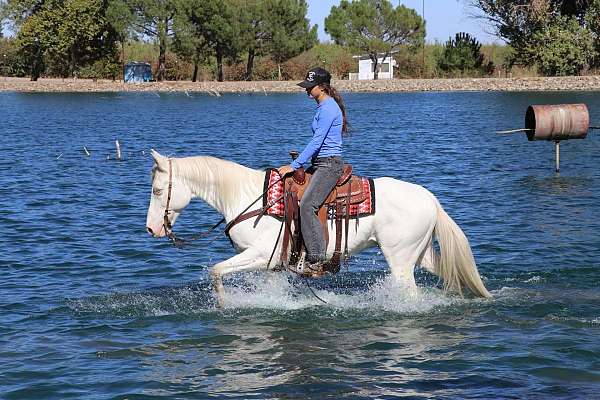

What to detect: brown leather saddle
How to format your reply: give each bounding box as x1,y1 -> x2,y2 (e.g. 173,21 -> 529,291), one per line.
280,162 -> 369,275
224,153 -> 374,277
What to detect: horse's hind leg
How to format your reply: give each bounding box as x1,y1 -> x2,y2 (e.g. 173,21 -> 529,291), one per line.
417,238 -> 437,275
209,247 -> 267,306
378,227 -> 434,295
379,244 -> 420,293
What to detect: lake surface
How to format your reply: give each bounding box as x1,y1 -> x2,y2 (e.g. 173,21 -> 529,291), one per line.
1,90 -> 600,399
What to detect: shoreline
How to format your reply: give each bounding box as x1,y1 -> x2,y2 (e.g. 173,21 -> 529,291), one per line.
2,76 -> 600,93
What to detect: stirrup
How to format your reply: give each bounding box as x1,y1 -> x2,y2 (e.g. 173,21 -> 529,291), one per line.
288,252 -> 307,275
289,253 -> 326,278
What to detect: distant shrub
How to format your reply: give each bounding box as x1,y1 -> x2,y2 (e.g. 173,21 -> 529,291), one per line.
163,52 -> 193,81
220,44 -> 355,81
305,43 -> 356,79
395,43 -> 444,78
0,38 -> 28,77
77,59 -> 121,80
281,43 -> 356,80
529,16 -> 595,76
438,32 -> 493,76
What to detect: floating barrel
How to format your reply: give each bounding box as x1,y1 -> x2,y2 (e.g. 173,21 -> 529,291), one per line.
525,104 -> 589,141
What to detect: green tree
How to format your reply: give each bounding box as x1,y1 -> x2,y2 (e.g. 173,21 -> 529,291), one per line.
1,37 -> 29,76
234,0 -> 316,81
176,0 -> 241,82
1,0 -> 47,26
58,0 -> 119,77
14,0 -> 119,79
264,0 -> 317,80
471,1 -> 549,68
438,32 -> 487,75
236,0 -> 269,80
586,0 -> 600,66
325,0 -> 424,79
529,15 -> 594,75
13,13 -> 44,79
127,0 -> 178,81
2,0 -> 50,79
471,0 -> 598,70
172,2 -> 209,82
106,0 -> 135,79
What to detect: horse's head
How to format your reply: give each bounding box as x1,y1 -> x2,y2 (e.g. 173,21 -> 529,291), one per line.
146,149 -> 193,237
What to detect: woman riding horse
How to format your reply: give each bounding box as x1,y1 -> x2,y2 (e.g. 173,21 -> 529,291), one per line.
278,67 -> 349,274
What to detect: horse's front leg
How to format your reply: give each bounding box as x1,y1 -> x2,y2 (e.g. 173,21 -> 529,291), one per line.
209,247 -> 268,307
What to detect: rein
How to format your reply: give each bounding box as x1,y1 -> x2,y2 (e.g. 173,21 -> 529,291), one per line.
162,159 -> 284,248
162,159 -> 225,248
160,161 -> 328,304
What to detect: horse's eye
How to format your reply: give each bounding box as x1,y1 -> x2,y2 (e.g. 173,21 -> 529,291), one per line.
153,188 -> 163,196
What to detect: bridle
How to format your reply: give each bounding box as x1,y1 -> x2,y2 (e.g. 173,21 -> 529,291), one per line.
158,158 -> 285,249
162,158 -> 175,240
160,158 -> 226,247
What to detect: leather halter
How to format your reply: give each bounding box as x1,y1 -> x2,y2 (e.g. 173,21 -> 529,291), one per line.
162,158 -> 174,239
158,158 -> 226,247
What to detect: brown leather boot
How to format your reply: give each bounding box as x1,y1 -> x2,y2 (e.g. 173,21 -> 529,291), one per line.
304,261 -> 326,278
290,259 -> 326,278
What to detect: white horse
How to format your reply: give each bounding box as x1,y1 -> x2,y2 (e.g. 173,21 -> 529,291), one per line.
145,150 -> 491,304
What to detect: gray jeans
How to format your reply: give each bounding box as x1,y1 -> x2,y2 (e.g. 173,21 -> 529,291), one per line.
300,156 -> 343,263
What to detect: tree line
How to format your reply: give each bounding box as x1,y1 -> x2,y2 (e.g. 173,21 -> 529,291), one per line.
0,0 -> 319,81
473,0 -> 600,75
1,0 -> 600,81
0,0 -> 430,81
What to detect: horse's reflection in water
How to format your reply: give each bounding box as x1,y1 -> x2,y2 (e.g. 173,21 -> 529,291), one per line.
137,306 -> 470,397
146,149 -> 490,306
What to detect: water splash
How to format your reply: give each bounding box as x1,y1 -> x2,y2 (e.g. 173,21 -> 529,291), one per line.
65,272 -> 472,318
66,283 -> 215,318
223,272 -> 464,314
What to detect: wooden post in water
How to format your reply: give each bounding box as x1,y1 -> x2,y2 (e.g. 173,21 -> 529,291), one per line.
115,140 -> 122,160
555,141 -> 560,173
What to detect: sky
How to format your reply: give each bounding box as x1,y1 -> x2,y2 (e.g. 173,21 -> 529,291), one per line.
307,0 -> 500,44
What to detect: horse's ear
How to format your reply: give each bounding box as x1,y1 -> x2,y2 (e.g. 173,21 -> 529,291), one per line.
150,148 -> 167,171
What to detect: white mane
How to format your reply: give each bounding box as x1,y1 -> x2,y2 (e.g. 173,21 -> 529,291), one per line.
172,156 -> 265,217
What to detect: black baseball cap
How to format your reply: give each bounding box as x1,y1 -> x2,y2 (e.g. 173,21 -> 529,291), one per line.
297,67 -> 331,88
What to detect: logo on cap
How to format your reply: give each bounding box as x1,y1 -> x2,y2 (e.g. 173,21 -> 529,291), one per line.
307,71 -> 315,82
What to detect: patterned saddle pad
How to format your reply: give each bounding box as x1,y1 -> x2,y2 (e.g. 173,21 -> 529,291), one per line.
262,168 -> 376,219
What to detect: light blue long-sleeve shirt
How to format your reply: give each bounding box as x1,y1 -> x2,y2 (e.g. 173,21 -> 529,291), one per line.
291,96 -> 343,170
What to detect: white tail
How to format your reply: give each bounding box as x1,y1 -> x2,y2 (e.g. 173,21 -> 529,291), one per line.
433,201 -> 491,298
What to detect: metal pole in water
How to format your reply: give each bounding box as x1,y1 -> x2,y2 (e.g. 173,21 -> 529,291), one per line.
115,140 -> 122,160
555,140 -> 560,173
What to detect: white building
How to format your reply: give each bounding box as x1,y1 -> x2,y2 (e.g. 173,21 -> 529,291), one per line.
350,53 -> 397,80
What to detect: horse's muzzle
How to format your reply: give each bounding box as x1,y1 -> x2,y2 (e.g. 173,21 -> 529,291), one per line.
147,226 -> 163,237
146,226 -> 165,237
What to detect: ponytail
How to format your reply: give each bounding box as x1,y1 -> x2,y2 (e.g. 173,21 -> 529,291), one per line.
322,84 -> 348,134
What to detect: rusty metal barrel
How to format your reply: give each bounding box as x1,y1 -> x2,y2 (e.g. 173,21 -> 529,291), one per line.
525,104 -> 589,141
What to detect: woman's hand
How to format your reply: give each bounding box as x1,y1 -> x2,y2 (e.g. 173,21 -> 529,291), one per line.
278,165 -> 294,176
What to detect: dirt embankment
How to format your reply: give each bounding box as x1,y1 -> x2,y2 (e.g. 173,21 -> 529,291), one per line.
2,75 -> 600,93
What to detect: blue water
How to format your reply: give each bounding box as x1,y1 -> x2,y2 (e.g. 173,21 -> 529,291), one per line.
1,91 -> 600,399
